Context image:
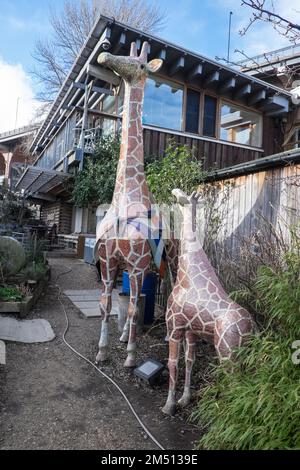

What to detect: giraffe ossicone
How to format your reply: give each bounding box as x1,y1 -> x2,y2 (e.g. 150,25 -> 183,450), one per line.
162,189 -> 257,416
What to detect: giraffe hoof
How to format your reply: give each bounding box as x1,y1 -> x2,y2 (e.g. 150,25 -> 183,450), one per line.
162,403 -> 176,416
178,394 -> 191,408
96,350 -> 108,363
120,334 -> 129,343
124,356 -> 136,368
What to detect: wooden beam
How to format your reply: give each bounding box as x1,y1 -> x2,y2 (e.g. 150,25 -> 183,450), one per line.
72,82 -> 114,96
248,89 -> 266,105
169,56 -> 185,76
235,83 -> 252,99
219,77 -> 236,94
135,38 -> 141,51
30,192 -> 57,202
119,32 -> 126,47
158,48 -> 167,60
74,106 -> 121,121
203,70 -> 220,87
188,64 -> 203,81
112,31 -> 127,54
101,26 -> 112,41
87,64 -> 121,86
261,95 -> 289,115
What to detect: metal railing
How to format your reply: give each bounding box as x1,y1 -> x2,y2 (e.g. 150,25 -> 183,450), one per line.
237,43 -> 300,70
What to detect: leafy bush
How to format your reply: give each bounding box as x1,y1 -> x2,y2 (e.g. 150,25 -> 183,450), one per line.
72,136 -> 207,207
21,262 -> 48,282
146,141 -> 208,204
192,224 -> 300,450
0,286 -> 24,302
26,234 -> 47,264
72,135 -> 120,207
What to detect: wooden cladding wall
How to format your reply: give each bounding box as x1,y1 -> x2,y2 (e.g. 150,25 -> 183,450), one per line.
200,163 -> 300,258
41,201 -> 73,234
144,117 -> 283,170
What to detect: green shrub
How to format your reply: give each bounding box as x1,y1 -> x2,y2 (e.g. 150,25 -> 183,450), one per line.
21,262 -> 48,282
0,286 -> 24,302
146,141 -> 208,204
72,135 -> 120,207
191,225 -> 300,450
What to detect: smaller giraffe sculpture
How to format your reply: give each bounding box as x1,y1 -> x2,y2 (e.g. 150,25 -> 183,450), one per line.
162,189 -> 256,416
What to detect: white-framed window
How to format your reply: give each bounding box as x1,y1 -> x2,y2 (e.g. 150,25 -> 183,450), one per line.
220,101 -> 263,148
143,77 -> 184,131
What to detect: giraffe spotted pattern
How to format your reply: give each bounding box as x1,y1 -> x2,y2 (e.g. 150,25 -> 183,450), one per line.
162,190 -> 256,416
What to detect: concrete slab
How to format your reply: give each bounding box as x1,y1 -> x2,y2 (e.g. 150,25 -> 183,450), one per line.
64,289 -> 120,319
0,340 -> 5,365
0,317 -> 55,344
81,309 -> 102,318
64,290 -> 101,296
68,295 -> 100,301
72,301 -> 100,309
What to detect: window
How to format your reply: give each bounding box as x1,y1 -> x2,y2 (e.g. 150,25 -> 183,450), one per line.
101,94 -> 116,114
220,102 -> 262,147
99,94 -> 116,135
203,95 -> 217,137
185,89 -> 200,134
143,77 -> 183,131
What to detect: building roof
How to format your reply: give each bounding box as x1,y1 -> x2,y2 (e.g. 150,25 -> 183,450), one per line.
15,166 -> 72,201
206,147 -> 300,181
237,43 -> 300,74
0,123 -> 40,146
30,14 -> 293,156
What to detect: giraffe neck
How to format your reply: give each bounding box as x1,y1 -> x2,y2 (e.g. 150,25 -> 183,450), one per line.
180,206 -> 205,256
112,80 -> 150,213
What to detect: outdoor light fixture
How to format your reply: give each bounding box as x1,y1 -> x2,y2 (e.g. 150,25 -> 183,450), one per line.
134,359 -> 165,386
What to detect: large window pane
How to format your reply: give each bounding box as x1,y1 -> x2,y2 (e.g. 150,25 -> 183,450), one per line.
203,95 -> 217,137
186,89 -> 200,134
220,102 -> 262,147
101,94 -> 116,114
143,77 -> 183,131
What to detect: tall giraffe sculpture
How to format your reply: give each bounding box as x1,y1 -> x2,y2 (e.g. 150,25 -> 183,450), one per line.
162,189 -> 256,416
95,42 -> 164,368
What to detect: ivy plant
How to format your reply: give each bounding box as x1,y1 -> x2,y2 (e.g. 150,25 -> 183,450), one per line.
72,135 -> 120,207
146,141 -> 208,204
72,136 -> 208,207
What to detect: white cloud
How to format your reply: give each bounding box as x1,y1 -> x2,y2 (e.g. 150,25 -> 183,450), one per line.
0,58 -> 40,133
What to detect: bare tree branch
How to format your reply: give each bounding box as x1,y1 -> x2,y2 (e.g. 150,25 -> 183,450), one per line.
32,0 -> 167,101
241,0 -> 300,43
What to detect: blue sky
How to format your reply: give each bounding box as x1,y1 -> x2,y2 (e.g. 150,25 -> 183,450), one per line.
0,0 -> 298,132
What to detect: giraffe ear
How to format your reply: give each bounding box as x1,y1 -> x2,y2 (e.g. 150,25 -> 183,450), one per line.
172,189 -> 189,206
147,59 -> 163,74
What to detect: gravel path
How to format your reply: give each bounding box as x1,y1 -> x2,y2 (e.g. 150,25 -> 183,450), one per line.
0,258 -> 207,450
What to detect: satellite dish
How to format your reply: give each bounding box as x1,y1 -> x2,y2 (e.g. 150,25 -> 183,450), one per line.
0,237 -> 26,277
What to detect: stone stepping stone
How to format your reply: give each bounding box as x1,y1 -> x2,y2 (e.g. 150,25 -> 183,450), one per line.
0,340 -> 5,365
63,289 -> 120,319
0,317 -> 55,344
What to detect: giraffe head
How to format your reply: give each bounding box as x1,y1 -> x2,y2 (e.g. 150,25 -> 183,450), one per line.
172,189 -> 201,207
172,189 -> 202,234
97,41 -> 163,85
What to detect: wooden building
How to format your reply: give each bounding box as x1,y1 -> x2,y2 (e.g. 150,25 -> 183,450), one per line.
15,15 -> 294,236
0,124 -> 39,187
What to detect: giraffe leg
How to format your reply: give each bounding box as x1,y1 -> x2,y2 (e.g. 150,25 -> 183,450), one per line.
124,271 -> 144,368
120,316 -> 130,343
95,251 -> 118,364
162,332 -> 183,416
178,330 -> 196,408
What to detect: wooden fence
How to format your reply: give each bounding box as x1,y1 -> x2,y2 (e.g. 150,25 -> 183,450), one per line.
197,163 -> 300,255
